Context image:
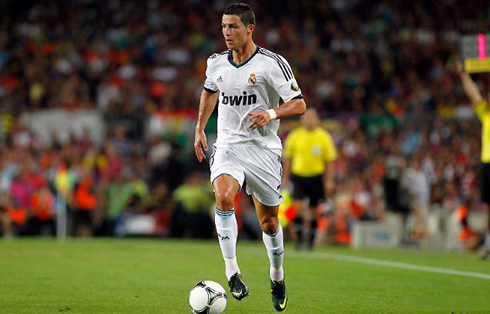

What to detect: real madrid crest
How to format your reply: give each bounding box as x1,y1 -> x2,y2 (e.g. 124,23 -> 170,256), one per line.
248,73 -> 257,85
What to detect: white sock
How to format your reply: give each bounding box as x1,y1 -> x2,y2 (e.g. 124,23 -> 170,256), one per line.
215,208 -> 240,280
262,224 -> 284,282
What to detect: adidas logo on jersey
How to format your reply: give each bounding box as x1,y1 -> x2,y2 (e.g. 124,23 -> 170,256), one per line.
217,76 -> 223,82
221,92 -> 257,106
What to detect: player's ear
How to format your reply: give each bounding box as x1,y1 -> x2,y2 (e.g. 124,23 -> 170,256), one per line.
247,24 -> 255,35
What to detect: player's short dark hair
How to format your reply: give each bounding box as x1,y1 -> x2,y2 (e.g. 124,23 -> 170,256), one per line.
223,3 -> 256,26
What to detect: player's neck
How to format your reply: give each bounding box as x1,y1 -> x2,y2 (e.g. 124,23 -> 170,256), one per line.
232,40 -> 256,65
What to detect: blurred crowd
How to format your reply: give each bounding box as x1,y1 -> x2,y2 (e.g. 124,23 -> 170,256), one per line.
0,127 -> 213,237
1,0 -> 489,244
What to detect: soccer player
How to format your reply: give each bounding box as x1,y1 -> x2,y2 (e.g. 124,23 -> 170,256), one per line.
194,3 -> 306,311
282,108 -> 337,250
457,61 -> 490,260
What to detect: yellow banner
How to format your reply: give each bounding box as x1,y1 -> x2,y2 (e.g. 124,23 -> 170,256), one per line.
464,58 -> 490,73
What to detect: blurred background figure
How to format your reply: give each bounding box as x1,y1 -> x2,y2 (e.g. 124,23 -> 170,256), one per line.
0,192 -> 15,239
72,173 -> 97,237
171,171 -> 214,239
402,155 -> 432,241
456,61 -> 490,259
27,186 -> 55,236
457,197 -> 481,251
282,108 -> 337,250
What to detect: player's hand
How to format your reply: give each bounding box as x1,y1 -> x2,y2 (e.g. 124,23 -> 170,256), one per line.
248,111 -> 270,130
194,129 -> 208,162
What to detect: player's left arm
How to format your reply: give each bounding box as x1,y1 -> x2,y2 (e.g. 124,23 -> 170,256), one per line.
249,97 -> 306,130
274,97 -> 307,119
249,53 -> 306,130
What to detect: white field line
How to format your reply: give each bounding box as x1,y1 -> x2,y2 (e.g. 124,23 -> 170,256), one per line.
289,251 -> 490,281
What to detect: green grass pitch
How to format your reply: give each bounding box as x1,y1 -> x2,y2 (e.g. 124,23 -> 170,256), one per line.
1,239 -> 489,313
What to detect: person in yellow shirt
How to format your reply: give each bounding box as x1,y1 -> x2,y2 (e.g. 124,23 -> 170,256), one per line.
282,108 -> 337,250
457,61 -> 490,260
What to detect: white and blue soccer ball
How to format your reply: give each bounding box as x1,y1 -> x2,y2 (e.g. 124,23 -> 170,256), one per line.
189,280 -> 227,314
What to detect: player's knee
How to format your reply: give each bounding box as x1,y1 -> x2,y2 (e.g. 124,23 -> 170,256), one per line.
260,216 -> 279,235
215,190 -> 235,210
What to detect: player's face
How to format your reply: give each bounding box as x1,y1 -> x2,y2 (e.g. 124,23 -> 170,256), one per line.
222,15 -> 253,50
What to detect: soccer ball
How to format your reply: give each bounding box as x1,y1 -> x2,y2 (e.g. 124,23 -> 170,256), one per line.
189,280 -> 227,314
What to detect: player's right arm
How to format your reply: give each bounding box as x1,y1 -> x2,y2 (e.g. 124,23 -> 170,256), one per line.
457,61 -> 483,106
194,89 -> 219,162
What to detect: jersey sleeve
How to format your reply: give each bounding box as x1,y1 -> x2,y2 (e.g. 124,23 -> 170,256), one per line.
475,99 -> 489,121
267,55 -> 302,102
203,57 -> 218,93
322,131 -> 338,163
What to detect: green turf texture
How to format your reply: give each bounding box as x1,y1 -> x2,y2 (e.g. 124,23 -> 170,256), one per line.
0,239 -> 489,313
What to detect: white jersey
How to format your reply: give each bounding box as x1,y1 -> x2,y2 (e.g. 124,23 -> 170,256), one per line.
203,46 -> 302,150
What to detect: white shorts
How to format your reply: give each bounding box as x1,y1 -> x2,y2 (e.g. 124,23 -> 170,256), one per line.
209,143 -> 283,206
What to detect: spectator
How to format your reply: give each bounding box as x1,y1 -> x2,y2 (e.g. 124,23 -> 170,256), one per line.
171,172 -> 214,238
72,175 -> 97,237
27,186 -> 55,236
